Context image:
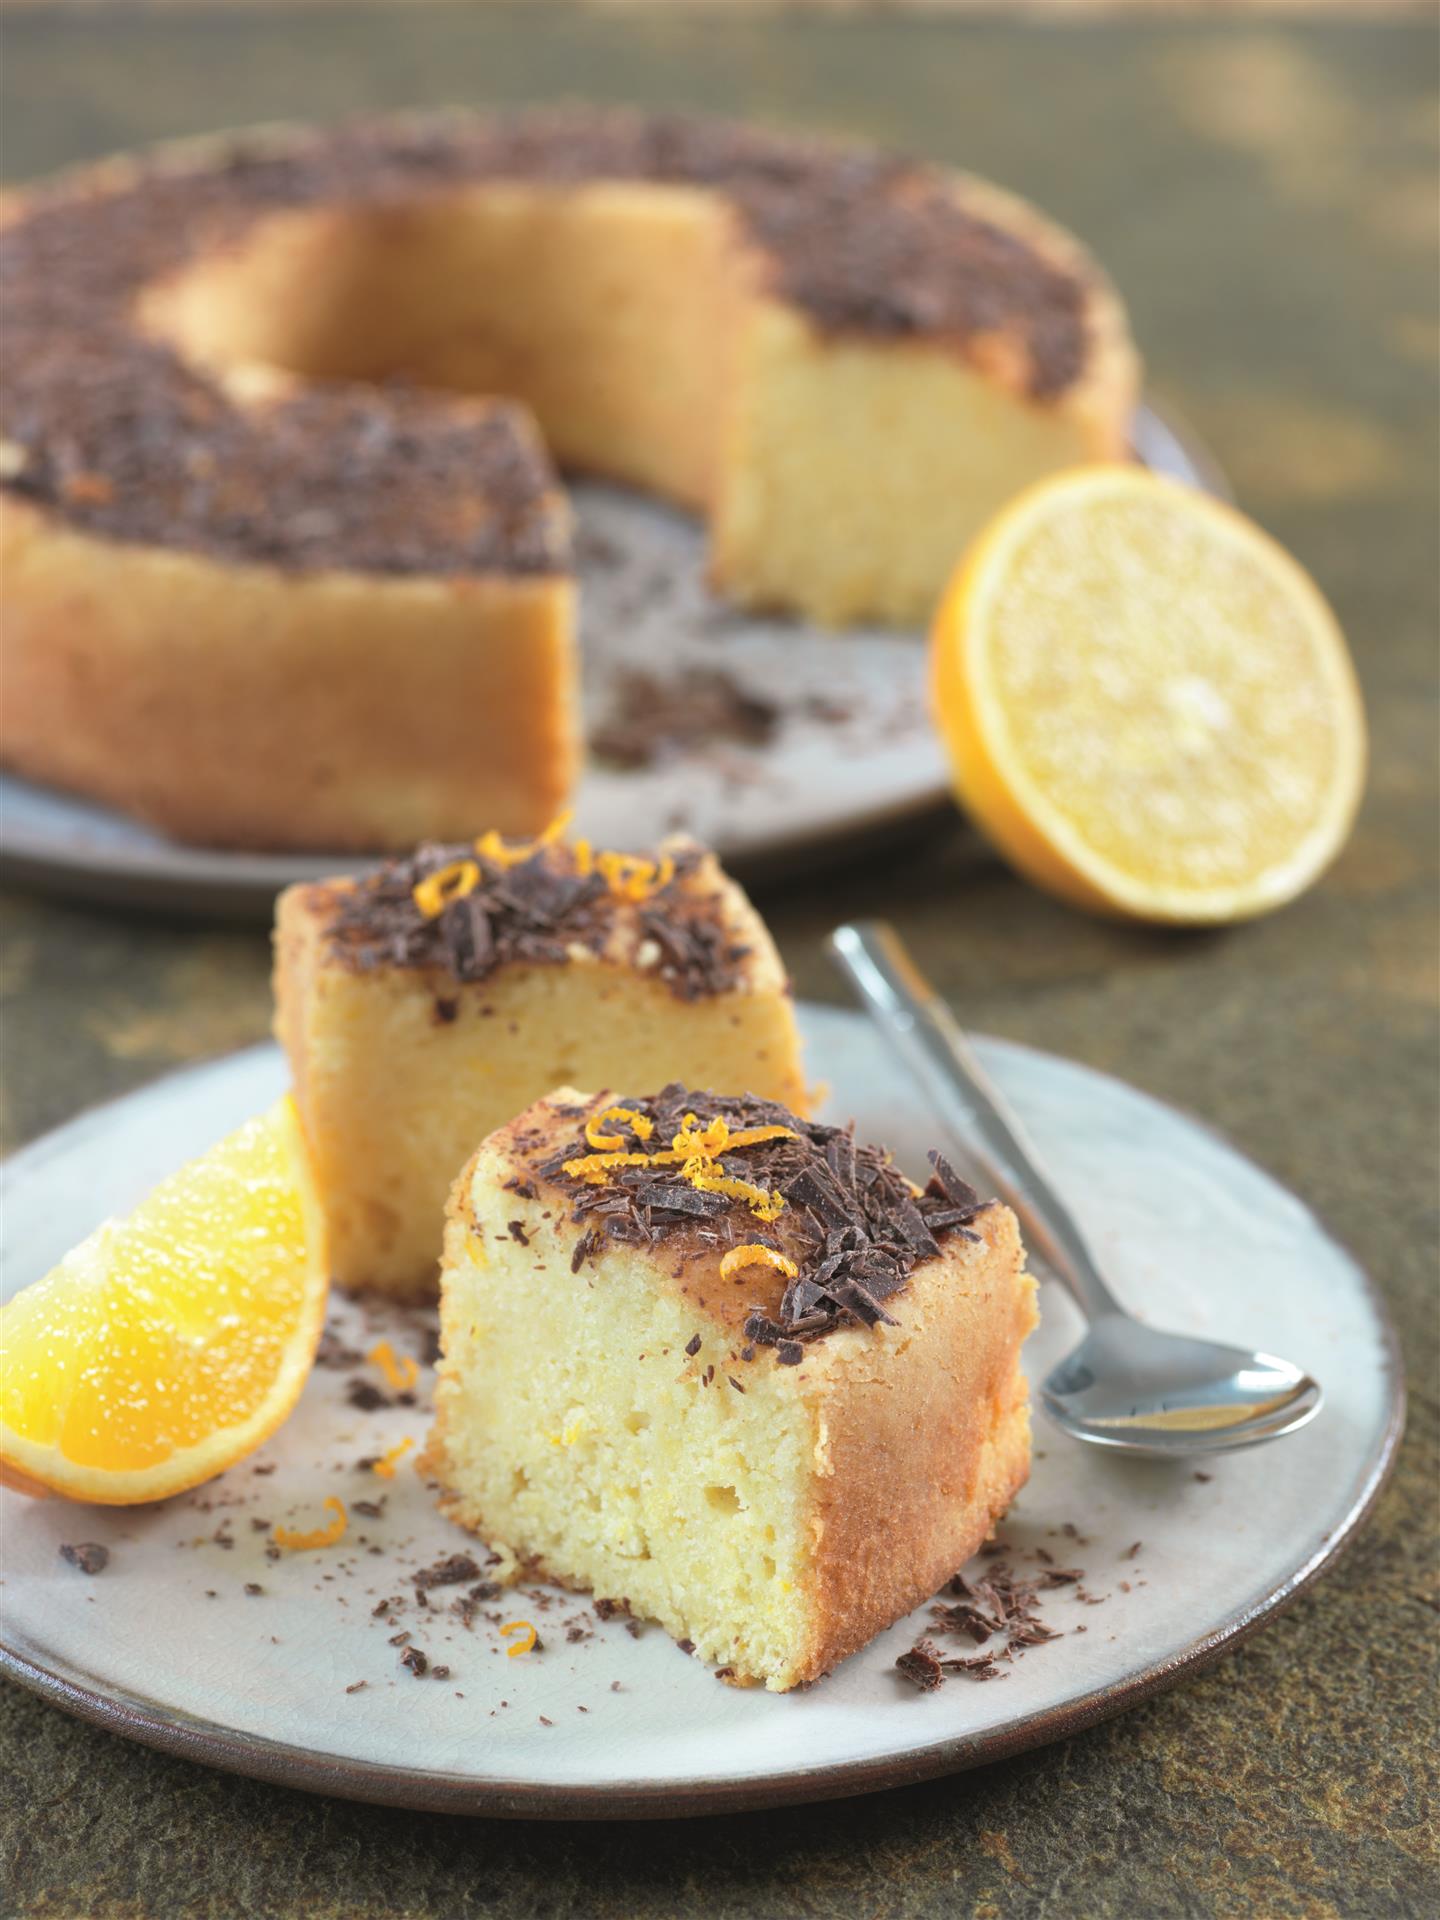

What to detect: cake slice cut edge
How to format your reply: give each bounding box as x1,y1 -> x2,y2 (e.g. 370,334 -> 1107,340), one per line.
422,1084 -> 1038,1692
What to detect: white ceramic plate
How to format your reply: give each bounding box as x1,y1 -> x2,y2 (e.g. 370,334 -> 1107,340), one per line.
0,1004 -> 1400,1818
0,403 -> 1225,918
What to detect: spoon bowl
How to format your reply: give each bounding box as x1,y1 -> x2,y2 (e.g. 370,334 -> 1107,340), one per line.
1041,1314 -> 1322,1457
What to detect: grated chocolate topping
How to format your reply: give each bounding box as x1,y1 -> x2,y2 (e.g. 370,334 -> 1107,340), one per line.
318,838 -> 754,1002
2,109 -> 1095,572
536,1085 -> 993,1347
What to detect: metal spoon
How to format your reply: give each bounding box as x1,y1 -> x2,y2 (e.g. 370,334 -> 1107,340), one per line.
827,921 -> 1323,1458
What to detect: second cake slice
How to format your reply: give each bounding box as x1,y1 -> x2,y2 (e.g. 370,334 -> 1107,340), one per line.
273,829 -> 806,1298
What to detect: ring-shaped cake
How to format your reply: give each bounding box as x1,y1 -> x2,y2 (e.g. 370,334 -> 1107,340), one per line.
0,110 -> 1139,850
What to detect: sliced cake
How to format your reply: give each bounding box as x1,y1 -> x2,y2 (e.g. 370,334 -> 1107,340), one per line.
2,109 -> 1137,848
273,830 -> 806,1300
424,1083 -> 1037,1690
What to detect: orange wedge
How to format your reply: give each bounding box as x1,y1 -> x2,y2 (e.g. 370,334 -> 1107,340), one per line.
0,1097 -> 327,1504
930,468 -> 1366,923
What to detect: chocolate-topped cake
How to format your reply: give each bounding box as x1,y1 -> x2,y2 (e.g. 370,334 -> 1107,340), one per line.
273,827 -> 807,1298
0,108 -> 1137,851
423,1082 -> 1036,1690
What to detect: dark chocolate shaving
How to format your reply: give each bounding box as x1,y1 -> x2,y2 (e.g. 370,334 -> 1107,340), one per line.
59,1542 -> 109,1575
900,1555 -> 1068,1691
413,1553 -> 484,1591
318,837 -> 743,1002
542,1084 -> 995,1347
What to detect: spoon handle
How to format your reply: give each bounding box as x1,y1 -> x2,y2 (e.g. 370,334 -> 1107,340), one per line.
827,921 -> 1124,1324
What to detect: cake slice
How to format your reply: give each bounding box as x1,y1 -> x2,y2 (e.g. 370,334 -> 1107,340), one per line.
273,830 -> 806,1299
424,1084 -> 1037,1690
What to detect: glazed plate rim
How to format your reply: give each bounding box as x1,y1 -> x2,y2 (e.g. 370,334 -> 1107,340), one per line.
0,1010 -> 1403,1819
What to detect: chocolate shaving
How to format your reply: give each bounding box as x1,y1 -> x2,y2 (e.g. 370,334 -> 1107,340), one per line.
59,1543 -> 109,1575
414,1553 -> 483,1591
545,1085 -> 994,1346
903,1554 -> 1070,1691
895,1641 -> 945,1692
590,667 -> 780,770
318,838 -> 743,1002
399,1646 -> 429,1677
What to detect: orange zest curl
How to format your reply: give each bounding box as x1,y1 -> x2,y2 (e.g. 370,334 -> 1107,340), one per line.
371,1437 -> 414,1480
563,1108 -> 795,1221
501,1619 -> 538,1658
561,1150 -> 674,1185
723,1125 -> 797,1151
367,1340 -> 418,1393
596,850 -> 676,904
671,1113 -> 732,1160
412,859 -> 479,920
474,811 -> 574,873
273,1497 -> 348,1552
584,1106 -> 656,1152
688,1170 -> 787,1223
719,1244 -> 800,1283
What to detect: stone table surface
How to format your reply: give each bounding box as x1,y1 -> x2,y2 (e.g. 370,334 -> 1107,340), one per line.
2,7 -> 1436,1917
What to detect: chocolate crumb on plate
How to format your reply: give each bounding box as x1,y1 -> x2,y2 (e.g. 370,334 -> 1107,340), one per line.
414,1552 -> 484,1591
346,1378 -> 391,1413
895,1641 -> 945,1692
400,1646 -> 429,1677
345,1680 -> 367,1694
589,667 -> 781,770
59,1543 -> 109,1575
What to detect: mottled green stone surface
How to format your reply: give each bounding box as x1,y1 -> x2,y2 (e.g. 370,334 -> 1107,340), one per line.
2,7 -> 1436,1916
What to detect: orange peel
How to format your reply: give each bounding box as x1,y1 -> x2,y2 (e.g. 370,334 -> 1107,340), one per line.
584,1106 -> 656,1152
367,1340 -> 418,1393
720,1244 -> 799,1282
412,859 -> 479,920
501,1619 -> 538,1658
371,1437 -> 414,1480
274,1496 -> 348,1551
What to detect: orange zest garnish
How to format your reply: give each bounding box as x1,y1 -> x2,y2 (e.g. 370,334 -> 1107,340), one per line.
720,1244 -> 800,1282
473,812 -> 574,873
371,1437 -> 414,1480
501,1619 -> 538,1658
274,1496 -> 348,1551
672,1112 -> 732,1159
689,1171 -> 787,1223
561,1108 -> 794,1221
722,1125 -> 796,1152
367,1340 -> 418,1393
412,859 -> 480,920
595,850 -> 676,904
584,1106 -> 656,1152
572,838 -> 594,878
561,1150 -> 673,1185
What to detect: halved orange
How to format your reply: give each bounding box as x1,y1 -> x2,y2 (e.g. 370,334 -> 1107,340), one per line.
930,468 -> 1367,923
0,1097 -> 327,1504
